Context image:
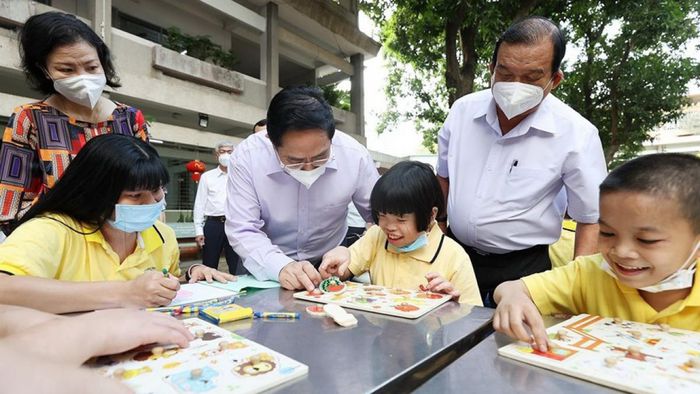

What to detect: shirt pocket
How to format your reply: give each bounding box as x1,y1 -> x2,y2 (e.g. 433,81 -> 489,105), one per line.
497,167 -> 558,209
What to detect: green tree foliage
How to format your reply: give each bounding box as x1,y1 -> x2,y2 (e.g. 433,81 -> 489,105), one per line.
361,0 -> 700,162
320,83 -> 351,111
553,1 -> 700,164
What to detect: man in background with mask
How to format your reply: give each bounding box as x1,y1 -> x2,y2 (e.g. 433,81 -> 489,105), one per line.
193,141 -> 242,275
436,16 -> 607,307
226,86 -> 379,290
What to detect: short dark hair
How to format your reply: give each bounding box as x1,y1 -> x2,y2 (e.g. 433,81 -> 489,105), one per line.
491,16 -> 566,74
19,11 -> 121,95
370,161 -> 445,232
266,86 -> 335,147
18,134 -> 168,230
600,153 -> 700,232
254,118 -> 267,129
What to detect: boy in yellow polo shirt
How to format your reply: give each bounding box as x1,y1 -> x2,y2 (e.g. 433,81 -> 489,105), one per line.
0,135 -> 234,313
320,161 -> 482,305
494,153 -> 700,351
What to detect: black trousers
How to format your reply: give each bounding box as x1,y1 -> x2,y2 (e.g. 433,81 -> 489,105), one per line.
447,227 -> 551,307
202,216 -> 246,275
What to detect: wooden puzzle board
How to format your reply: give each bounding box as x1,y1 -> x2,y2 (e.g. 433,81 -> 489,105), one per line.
86,318 -> 308,393
293,281 -> 452,319
498,314 -> 700,393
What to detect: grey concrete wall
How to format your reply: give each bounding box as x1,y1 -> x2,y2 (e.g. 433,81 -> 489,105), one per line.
110,28 -> 267,126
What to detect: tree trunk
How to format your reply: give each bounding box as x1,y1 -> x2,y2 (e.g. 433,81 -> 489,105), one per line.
605,144 -> 620,164
444,2 -> 469,105
607,40 -> 633,165
457,25 -> 478,99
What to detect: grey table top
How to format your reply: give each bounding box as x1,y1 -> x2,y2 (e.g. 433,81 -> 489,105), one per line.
414,322 -> 621,393
218,287 -> 494,393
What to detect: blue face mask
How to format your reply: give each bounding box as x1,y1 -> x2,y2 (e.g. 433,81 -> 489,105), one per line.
395,232 -> 429,253
107,199 -> 164,233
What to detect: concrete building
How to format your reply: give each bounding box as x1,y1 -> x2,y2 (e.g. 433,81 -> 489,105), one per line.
0,0 -> 396,237
642,93 -> 700,156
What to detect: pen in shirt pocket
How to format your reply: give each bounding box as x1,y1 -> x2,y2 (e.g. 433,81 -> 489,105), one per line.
509,159 -> 519,174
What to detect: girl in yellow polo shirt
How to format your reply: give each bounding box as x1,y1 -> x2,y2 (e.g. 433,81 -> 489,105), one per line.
320,161 -> 482,305
0,134 -> 234,313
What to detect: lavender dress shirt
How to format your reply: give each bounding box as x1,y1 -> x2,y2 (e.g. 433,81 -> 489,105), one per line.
225,131 -> 379,281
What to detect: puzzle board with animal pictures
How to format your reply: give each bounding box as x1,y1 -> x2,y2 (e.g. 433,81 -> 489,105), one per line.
293,281 -> 452,319
86,318 -> 308,393
498,314 -> 700,393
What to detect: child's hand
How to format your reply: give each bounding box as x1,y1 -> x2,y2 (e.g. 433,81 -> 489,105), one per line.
188,265 -> 236,284
126,270 -> 181,308
319,247 -> 351,279
77,309 -> 194,356
492,280 -> 549,352
424,272 -> 460,301
0,309 -> 194,367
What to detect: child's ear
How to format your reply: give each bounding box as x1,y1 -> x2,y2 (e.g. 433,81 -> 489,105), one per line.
430,207 -> 438,221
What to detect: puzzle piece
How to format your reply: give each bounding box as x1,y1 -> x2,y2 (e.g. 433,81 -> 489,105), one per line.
323,304 -> 357,327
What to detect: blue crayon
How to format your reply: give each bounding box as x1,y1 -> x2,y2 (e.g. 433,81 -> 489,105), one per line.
254,311 -> 300,319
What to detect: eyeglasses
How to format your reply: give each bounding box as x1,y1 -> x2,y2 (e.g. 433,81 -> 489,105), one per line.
276,147 -> 332,171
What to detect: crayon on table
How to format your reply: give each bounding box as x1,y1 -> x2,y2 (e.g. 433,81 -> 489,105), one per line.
254,312 -> 301,319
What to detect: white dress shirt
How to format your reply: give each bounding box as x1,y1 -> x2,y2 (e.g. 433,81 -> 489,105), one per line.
346,202 -> 366,228
192,167 -> 228,236
225,131 -> 379,281
437,89 -> 607,254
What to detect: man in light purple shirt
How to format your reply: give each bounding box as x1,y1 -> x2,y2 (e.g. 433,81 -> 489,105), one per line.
225,87 -> 379,290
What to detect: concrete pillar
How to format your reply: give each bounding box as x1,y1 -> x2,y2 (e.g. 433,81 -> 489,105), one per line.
88,0 -> 112,47
260,2 -> 279,105
350,53 -> 364,137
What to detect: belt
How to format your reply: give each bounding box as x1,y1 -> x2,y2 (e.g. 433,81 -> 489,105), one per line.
465,244 -> 548,258
205,215 -> 226,222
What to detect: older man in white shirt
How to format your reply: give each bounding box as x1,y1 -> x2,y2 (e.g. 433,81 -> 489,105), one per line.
437,16 -> 607,306
193,141 -> 242,274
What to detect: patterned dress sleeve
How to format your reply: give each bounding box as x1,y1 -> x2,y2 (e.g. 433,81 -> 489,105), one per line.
131,107 -> 149,142
0,106 -> 44,234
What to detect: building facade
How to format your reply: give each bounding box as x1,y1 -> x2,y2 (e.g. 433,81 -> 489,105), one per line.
642,94 -> 700,156
0,0 -> 390,236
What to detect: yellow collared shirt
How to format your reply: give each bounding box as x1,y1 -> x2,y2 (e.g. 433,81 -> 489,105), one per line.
0,213 -> 180,281
522,254 -> 700,331
548,219 -> 577,268
348,225 -> 482,306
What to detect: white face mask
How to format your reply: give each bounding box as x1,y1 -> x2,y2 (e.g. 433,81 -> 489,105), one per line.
218,153 -> 231,167
599,242 -> 700,293
53,73 -> 106,109
491,78 -> 553,120
285,164 -> 326,189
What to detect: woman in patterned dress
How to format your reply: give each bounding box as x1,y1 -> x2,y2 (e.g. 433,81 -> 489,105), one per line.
0,11 -> 149,234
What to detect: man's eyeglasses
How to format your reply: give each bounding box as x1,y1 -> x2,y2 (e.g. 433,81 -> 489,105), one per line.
276,147 -> 332,171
